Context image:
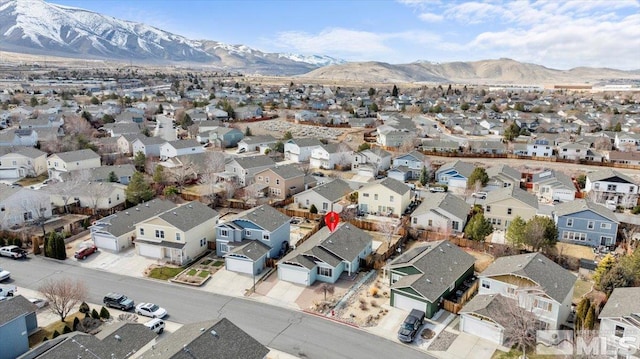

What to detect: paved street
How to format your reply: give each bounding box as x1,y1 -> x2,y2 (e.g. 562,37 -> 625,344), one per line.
0,256 -> 432,359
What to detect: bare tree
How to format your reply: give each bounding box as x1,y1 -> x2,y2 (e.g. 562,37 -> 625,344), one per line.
221,181 -> 238,202
593,137 -> 612,151
39,277 -> 88,322
20,196 -> 52,238
199,171 -> 219,205
204,151 -> 226,173
315,282 -> 335,302
63,114 -> 94,137
621,226 -> 639,255
170,158 -> 196,190
486,294 -> 540,358
85,182 -> 116,214
587,190 -> 607,205
376,219 -> 401,248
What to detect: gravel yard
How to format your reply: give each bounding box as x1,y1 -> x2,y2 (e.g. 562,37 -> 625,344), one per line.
428,330 -> 459,351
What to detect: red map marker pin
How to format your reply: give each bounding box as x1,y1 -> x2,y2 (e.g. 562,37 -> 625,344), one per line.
325,211 -> 340,232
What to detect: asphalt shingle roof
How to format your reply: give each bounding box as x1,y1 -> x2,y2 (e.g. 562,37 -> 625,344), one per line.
51,149 -> 100,163
165,139 -> 201,150
263,164 -> 304,179
436,160 -> 476,178
554,199 -> 619,223
230,240 -> 271,261
231,155 -> 275,170
308,178 -> 353,202
0,295 -> 37,326
484,186 -> 539,210
236,204 -> 290,232
412,193 -> 471,222
460,294 -> 517,328
599,287 -> 640,318
93,199 -> 176,237
158,201 -> 219,232
480,252 -> 576,302
588,168 -> 636,184
362,177 -> 410,195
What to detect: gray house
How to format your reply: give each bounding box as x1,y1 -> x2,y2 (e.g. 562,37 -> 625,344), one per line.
216,205 -> 290,275
410,192 -> 471,233
554,199 -> 619,248
0,296 -> 38,359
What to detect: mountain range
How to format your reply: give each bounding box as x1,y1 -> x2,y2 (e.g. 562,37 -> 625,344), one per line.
0,0 -> 638,83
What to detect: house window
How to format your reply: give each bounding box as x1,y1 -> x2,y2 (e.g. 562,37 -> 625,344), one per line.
562,231 -> 587,241
362,193 -> 369,197
587,221 -> 594,230
607,184 -> 617,191
534,298 -> 552,312
245,230 -> 252,236
108,198 -> 112,204
117,194 -> 120,201
220,229 -> 228,237
140,228 -> 144,236
390,195 -> 394,202
507,287 -> 515,295
200,238 -> 206,247
428,219 -> 433,227
412,218 -> 417,224
23,212 -> 33,221
176,233 -> 181,241
594,183 -> 600,190
276,179 -> 280,185
630,186 -> 635,193
374,194 -> 378,200
317,267 -> 332,277
566,218 -> 573,227
481,280 -> 490,289
265,177 -> 269,184
486,206 -> 491,213
258,176 -> 263,181
507,208 -> 512,215
615,325 -> 625,338
601,223 -> 612,229
263,234 -> 270,241
155,230 -> 164,239
452,221 -> 459,230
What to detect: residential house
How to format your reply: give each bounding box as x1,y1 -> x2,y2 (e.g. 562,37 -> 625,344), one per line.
159,139 -> 204,160
116,111 -> 144,123
585,169 -> 639,208
309,143 -> 352,170
607,150 -> 640,166
410,193 -> 470,233
357,178 -> 411,217
389,240 -> 475,318
614,132 -> 640,151
376,124 -> 416,148
116,133 -> 139,155
278,223 -> 372,286
132,136 -> 166,157
598,287 -> 640,358
293,179 -> 353,213
284,138 -> 323,162
254,164 -> 305,199
215,205 -> 290,275
224,155 -> 275,186
483,186 -> 539,230
0,129 -> 38,147
234,105 -> 263,120
531,169 -> 577,203
357,147 -> 391,173
468,140 -> 507,155
45,182 -> 126,212
142,318 -> 269,359
103,122 -> 141,137
90,199 -> 176,252
435,160 -> 476,189
20,113 -> 64,129
61,164 -> 136,184
0,296 -> 38,359
460,253 -> 576,345
0,184 -> 52,228
485,164 -> 521,191
135,201 -> 219,265
197,127 -> 244,148
237,135 -> 277,154
0,147 -> 47,179
205,106 -> 230,120
527,138 -> 553,157
554,199 -> 619,248
557,141 -> 590,161
47,149 -> 101,181
420,139 -> 460,153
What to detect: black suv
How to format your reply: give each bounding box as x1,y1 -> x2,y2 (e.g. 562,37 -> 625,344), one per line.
103,292 -> 135,311
397,309 -> 426,343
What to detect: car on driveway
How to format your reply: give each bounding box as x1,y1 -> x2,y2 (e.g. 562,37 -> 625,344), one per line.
471,192 -> 488,199
429,186 -> 445,193
144,318 -> 165,334
28,298 -> 49,309
74,244 -> 98,260
397,309 -> 426,343
136,302 -> 167,318
0,266 -> 10,281
0,284 -> 16,298
0,245 -> 28,259
103,292 -> 135,311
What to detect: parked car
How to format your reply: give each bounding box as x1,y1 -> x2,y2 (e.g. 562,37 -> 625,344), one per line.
103,293 -> 135,311
471,192 -> 487,199
136,302 -> 168,318
74,244 -> 98,260
397,309 -> 426,343
28,298 -> 49,309
311,172 -> 325,177
0,245 -> 28,259
144,318 -> 165,334
236,147 -> 246,154
0,266 -> 10,281
429,186 -> 445,193
0,284 -> 16,298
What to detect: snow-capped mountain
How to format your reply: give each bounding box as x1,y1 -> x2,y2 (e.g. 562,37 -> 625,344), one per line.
0,0 -> 343,74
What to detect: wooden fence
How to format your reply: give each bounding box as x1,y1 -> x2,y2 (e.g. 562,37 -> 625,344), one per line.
443,280 -> 479,314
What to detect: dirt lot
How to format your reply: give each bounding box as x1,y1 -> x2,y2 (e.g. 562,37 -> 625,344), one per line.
466,249 -> 495,272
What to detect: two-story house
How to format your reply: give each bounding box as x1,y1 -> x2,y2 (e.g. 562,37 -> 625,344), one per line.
485,164 -> 521,191
387,151 -> 426,182
0,296 -> 38,359
357,178 -> 411,217
585,169 -> 639,208
47,149 -> 101,181
614,132 -> 640,151
410,192 -> 470,233
554,199 -> 619,248
309,143 -> 352,170
0,147 -> 47,180
159,139 -> 204,160
435,160 -> 476,189
131,136 -> 166,157
197,127 -> 244,148
103,122 -> 141,137
389,240 -> 476,318
483,186 -> 539,230
134,201 -> 219,265
61,164 -> 136,185
531,169 -> 577,203
254,164 -> 305,199
460,253 -> 576,345
224,155 -> 276,187
215,205 -> 290,275
237,135 -> 277,154
598,287 -> 640,357
293,179 -> 353,213
0,184 -> 52,229
45,182 -> 126,213
284,138 -> 323,162
278,223 -> 372,286
0,129 -> 38,147
527,138 -> 553,157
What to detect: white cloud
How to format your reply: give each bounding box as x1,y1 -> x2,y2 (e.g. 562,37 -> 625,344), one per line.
418,12 -> 443,22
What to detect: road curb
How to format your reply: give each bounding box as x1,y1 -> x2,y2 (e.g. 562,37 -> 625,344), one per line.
302,309 -> 359,328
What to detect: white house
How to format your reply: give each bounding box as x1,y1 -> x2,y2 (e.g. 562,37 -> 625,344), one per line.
527,138 -> 553,157
309,143 -> 352,170
223,155 -> 275,187
237,135 -> 277,154
46,182 -> 126,212
132,136 -> 166,157
0,184 -> 52,228
531,169 -> 576,203
598,287 -> 640,357
293,179 -> 353,213
410,193 -> 470,233
585,169 -> 639,208
357,178 -> 411,217
159,139 -> 204,160
284,138 -> 322,162
47,149 -> 101,181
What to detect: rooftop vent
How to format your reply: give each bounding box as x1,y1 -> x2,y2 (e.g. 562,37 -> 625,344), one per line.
173,212 -> 177,215
211,330 -> 219,338
426,278 -> 431,283
537,258 -> 543,262
114,335 -> 121,341
188,204 -> 192,208
125,212 -> 129,215
439,247 -> 444,252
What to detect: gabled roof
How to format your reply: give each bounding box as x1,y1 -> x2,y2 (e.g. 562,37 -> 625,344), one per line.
587,169 -> 636,184
412,193 -> 471,221
133,136 -> 166,145
599,287 -> 640,318
0,295 -> 37,326
158,201 -> 219,232
484,186 -> 538,210
304,179 -> 352,202
240,135 -> 276,145
554,199 -> 619,223
287,137 -> 323,147
234,205 -> 290,232
61,164 -> 136,183
93,199 -> 176,237
229,240 -> 271,261
394,150 -> 425,163
361,177 -> 410,196
230,155 -> 275,170
460,294 -> 515,329
480,252 -> 576,302
532,170 -> 575,190
361,147 -> 391,159
138,318 -> 269,359
164,139 -> 201,150
436,160 -> 476,178
0,146 -> 46,158
50,149 -> 100,162
486,164 -> 521,182
0,183 -> 23,202
257,164 -> 304,180
389,240 -> 475,302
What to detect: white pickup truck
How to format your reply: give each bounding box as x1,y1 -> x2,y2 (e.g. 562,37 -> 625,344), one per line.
0,245 -> 28,259
0,284 -> 16,299
0,266 -> 10,282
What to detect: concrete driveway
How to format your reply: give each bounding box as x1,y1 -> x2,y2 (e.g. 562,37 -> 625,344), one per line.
202,268 -> 255,297
437,332 -> 498,359
72,245 -> 157,277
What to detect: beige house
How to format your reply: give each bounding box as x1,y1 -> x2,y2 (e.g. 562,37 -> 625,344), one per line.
254,164 -> 305,199
134,201 -> 219,265
45,182 -> 126,212
482,186 -> 539,230
47,149 -> 101,180
357,178 -> 411,217
0,146 -> 47,179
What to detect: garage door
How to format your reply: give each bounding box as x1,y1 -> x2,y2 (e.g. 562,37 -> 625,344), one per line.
138,244 -> 163,259
278,265 -> 309,285
225,256 -> 253,274
460,314 -> 503,344
392,291 -> 427,313
0,168 -> 20,179
449,177 -> 468,188
92,233 -> 118,252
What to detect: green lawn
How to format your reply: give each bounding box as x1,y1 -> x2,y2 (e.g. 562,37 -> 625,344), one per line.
213,260 -> 224,267
492,349 -> 552,359
573,278 -> 593,303
17,174 -> 49,187
198,270 -> 210,278
201,259 -> 212,265
187,269 -> 197,276
148,266 -> 183,280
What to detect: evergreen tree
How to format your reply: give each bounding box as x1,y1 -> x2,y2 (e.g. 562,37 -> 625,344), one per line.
464,213 -> 493,242
506,216 -> 527,247
91,309 -> 100,319
419,166 -> 429,186
79,302 -> 90,314
283,131 -> 293,140
244,127 -> 252,136
467,167 -> 489,188
153,165 -> 166,185
107,171 -> 118,182
30,96 -> 39,107
594,253 -> 616,288
73,316 -> 80,331
583,303 -> 596,330
55,236 -> 66,260
52,330 -> 60,338
575,297 -> 590,330
133,152 -> 146,172
310,204 -> 318,214
99,306 -> 110,319
391,85 -> 399,97
126,172 -> 154,205
63,325 -> 72,334
368,87 -> 376,96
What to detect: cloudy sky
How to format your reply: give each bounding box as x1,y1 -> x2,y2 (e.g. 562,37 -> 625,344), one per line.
53,0 -> 640,70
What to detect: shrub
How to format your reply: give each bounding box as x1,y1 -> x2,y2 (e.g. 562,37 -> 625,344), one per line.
91,309 -> 100,319
633,206 -> 640,215
42,337 -> 48,342
99,306 -> 110,319
73,317 -> 80,331
369,286 -> 379,297
359,302 -> 368,311
79,302 -> 90,313
52,330 -> 60,338
310,204 -> 318,214
63,325 -> 72,334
